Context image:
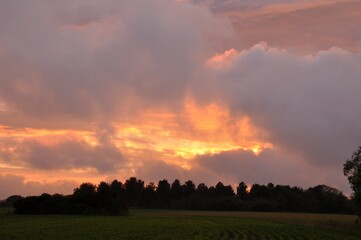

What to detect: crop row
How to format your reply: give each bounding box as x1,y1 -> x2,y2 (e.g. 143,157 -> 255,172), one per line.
1,211 -> 360,240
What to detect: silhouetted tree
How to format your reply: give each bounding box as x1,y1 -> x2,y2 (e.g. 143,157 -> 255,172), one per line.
215,182 -> 234,198
183,180 -> 196,198
0,195 -> 24,207
139,182 -> 156,208
196,183 -> 209,198
109,180 -> 128,215
96,181 -> 111,213
11,177 -> 355,215
344,146 -> 361,217
171,179 -> 183,200
307,185 -> 353,214
237,182 -> 248,200
156,179 -> 171,207
249,184 -> 270,199
74,183 -> 96,200
125,177 -> 144,208
73,183 -> 96,214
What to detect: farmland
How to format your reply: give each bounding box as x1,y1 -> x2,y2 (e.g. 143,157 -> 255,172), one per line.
0,208 -> 360,240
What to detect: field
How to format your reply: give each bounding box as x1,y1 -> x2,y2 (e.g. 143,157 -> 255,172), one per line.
0,208 -> 360,240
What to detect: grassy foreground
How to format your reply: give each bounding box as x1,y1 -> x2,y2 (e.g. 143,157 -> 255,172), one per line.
0,208 -> 360,240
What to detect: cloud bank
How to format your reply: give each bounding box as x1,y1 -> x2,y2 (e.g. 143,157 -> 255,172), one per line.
0,0 -> 360,197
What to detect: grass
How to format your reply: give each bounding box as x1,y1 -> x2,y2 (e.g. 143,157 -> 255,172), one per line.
0,208 -> 360,240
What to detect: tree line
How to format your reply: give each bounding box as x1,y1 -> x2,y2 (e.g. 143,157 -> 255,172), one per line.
7,177 -> 357,215
12,180 -> 128,215
119,177 -> 356,213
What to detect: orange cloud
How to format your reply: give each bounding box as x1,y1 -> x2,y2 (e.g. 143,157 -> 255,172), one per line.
113,97 -> 272,168
0,96 -> 272,178
206,48 -> 238,69
0,0 -> 358,198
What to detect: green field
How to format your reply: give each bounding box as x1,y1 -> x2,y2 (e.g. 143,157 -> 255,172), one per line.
0,208 -> 360,240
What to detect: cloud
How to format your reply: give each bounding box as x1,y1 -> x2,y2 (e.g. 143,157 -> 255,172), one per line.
196,43 -> 361,185
196,0 -> 361,53
136,160 -> 186,183
195,148 -> 351,194
23,140 -> 122,172
0,0 -> 235,129
0,0 -> 360,196
0,134 -> 123,172
0,174 -> 77,199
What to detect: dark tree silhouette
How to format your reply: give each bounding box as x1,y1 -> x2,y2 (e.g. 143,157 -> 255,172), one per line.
73,183 -> 96,214
125,177 -> 144,208
13,180 -> 128,215
73,183 -> 96,202
139,182 -> 156,208
183,180 -> 196,198
0,195 -> 24,207
96,181 -> 111,213
171,179 -> 183,200
344,146 -> 361,217
196,183 -> 209,198
249,184 -> 270,199
109,180 -> 128,215
307,185 -> 351,213
237,182 -> 248,200
215,182 -> 234,198
10,177 -> 355,215
156,179 -> 171,207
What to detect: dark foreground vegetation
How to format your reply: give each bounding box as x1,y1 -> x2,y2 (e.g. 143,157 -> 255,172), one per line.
12,180 -> 128,215
5,177 -> 357,215
0,209 -> 360,240
344,146 -> 361,218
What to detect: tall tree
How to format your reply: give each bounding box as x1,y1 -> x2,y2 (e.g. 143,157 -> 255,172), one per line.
249,184 -> 270,199
96,181 -> 110,212
215,182 -> 234,198
139,182 -> 156,208
344,146 -> 361,217
196,183 -> 209,197
125,177 -> 144,208
183,180 -> 196,198
73,183 -> 96,213
171,179 -> 183,200
156,179 -> 171,207
109,180 -> 128,215
237,182 -> 248,200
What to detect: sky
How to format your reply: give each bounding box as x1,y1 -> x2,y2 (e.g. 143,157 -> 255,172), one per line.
1,0 -> 361,199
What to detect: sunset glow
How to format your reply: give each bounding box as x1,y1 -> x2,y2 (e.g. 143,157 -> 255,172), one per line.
1,0 -> 360,198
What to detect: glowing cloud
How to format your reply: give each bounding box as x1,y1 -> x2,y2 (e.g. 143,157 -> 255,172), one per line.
206,48 -> 239,69
0,0 -> 360,198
